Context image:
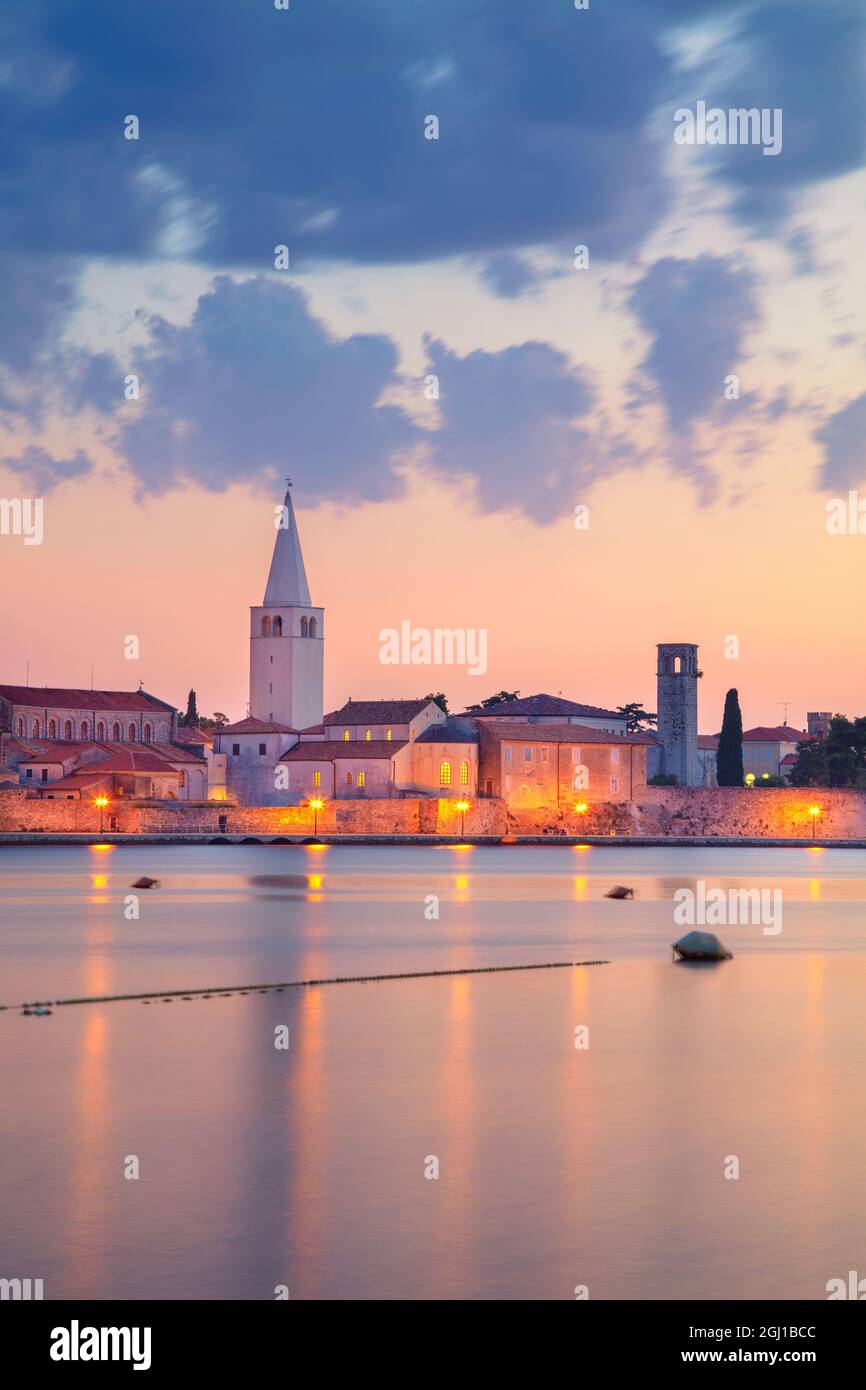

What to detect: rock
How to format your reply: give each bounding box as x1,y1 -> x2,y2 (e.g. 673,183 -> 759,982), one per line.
131,877 -> 160,889
605,885 -> 635,899
672,930 -> 732,961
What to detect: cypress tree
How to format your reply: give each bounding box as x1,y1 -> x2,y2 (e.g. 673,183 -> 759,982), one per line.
182,689 -> 199,729
717,688 -> 744,786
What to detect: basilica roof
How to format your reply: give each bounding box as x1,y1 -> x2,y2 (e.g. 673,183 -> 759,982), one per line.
0,685 -> 175,712
323,698 -> 437,726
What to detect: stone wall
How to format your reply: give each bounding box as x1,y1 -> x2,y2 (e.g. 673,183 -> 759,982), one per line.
1,785 -> 864,839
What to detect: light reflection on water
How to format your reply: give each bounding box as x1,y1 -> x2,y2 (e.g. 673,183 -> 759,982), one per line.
2,844 -> 866,1299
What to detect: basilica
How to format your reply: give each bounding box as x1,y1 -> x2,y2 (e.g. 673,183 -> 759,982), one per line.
1,486 -> 707,812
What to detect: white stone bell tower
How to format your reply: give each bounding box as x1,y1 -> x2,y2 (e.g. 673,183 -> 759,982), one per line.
250,481 -> 324,730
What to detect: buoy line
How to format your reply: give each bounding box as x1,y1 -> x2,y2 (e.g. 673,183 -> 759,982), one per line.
4,959 -> 610,1012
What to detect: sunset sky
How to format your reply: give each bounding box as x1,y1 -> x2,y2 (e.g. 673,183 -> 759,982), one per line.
1,1 -> 864,731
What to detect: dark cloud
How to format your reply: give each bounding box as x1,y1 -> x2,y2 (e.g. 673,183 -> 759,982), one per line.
815,393 -> 866,490
0,445 -> 91,492
478,254 -> 560,300
627,256 -> 759,431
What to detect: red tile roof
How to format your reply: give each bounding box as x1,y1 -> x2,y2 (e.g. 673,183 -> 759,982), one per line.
216,717 -> 296,735
462,693 -> 623,721
280,740 -> 406,762
742,726 -> 807,742
174,727 -> 213,746
481,722 -> 653,746
781,753 -> 799,765
0,685 -> 175,713
697,735 -> 719,750
323,699 -> 435,726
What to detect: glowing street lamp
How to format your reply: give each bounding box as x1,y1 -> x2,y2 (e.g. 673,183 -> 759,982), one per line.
455,799 -> 471,837
308,797 -> 325,836
574,801 -> 589,816
744,773 -> 756,787
808,805 -> 821,842
93,795 -> 109,834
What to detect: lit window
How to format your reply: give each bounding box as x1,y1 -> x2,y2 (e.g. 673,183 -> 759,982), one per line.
460,761 -> 469,785
357,771 -> 366,787
313,770 -> 321,787
386,729 -> 392,741
365,730 -> 372,741
440,761 -> 452,786
343,730 -> 350,741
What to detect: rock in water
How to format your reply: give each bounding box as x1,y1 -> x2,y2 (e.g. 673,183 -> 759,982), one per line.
672,930 -> 732,961
132,877 -> 160,889
605,885 -> 634,899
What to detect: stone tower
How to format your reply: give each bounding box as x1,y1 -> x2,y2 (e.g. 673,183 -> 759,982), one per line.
656,642 -> 699,787
250,483 -> 324,731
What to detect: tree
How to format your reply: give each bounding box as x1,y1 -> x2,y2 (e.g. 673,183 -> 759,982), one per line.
789,716 -> 866,787
616,702 -> 657,734
464,690 -> 520,713
179,689 -> 199,729
789,738 -> 828,787
424,692 -> 449,714
716,689 -> 744,786
211,712 -> 229,728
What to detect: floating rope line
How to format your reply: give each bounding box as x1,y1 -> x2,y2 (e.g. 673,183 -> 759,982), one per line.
4,959 -> 610,1012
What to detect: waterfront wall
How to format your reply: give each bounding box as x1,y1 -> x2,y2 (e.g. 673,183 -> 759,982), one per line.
1,786 -> 864,839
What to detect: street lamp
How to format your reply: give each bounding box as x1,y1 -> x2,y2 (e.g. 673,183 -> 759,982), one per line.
93,795 -> 109,834
455,799 -> 471,837
808,805 -> 821,842
574,801 -> 588,815
308,797 -> 324,836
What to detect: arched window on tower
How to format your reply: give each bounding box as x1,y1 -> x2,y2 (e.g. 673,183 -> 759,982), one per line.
113,722 -> 121,741
674,656 -> 682,674
128,724 -> 136,742
273,616 -> 282,636
440,760 -> 452,787
300,616 -> 308,638
97,722 -> 105,741
63,720 -> 73,739
143,723 -> 152,743
309,617 -> 317,638
48,719 -> 57,738
261,616 -> 271,637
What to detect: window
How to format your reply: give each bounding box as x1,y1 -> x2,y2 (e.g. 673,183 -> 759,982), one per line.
273,616 -> 282,636
269,655 -> 273,664
41,768 -> 48,782
25,768 -> 33,778
33,719 -> 41,737
524,746 -> 533,763
504,746 -> 512,764
300,616 -> 308,637
143,724 -> 152,743
81,722 -> 89,740
386,729 -> 392,741
16,717 -> 24,736
346,771 -> 353,785
179,770 -> 186,788
313,770 -> 321,787
440,761 -> 451,786
357,771 -> 366,788
343,730 -> 350,741
460,761 -> 469,785
64,720 -> 72,740
309,617 -> 317,638
232,743 -> 240,756
269,683 -> 272,695
258,743 -> 267,756
540,746 -> 549,763
610,778 -> 619,794
365,730 -> 372,741
571,747 -> 582,763
97,722 -> 105,740
113,722 -> 121,741
611,748 -> 620,764
49,719 -> 57,738
128,724 -> 136,741
261,616 -> 271,637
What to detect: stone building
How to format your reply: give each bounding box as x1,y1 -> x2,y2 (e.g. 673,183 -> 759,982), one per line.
477,722 -> 652,805
0,685 -> 177,744
655,643 -> 700,786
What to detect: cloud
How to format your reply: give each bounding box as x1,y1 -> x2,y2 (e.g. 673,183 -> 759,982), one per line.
104,276 -> 420,498
477,253 -> 563,300
627,255 -> 759,431
423,336 -> 615,522
815,393 -> 866,490
0,445 -> 92,492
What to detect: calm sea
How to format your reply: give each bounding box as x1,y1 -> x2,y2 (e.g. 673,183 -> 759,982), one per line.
2,843 -> 865,1299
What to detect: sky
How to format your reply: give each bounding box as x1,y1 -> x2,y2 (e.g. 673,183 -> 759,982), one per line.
1,0 -> 864,731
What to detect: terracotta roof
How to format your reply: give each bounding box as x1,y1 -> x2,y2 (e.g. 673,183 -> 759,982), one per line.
697,735 -> 719,750
174,727 -> 213,746
0,685 -> 175,713
781,753 -> 799,765
280,740 -> 406,762
65,750 -> 182,774
13,739 -> 201,766
299,723 -> 324,735
217,717 -> 297,735
462,693 -> 623,721
323,699 -> 435,726
38,771 -> 109,791
742,726 -> 806,742
482,722 -> 653,746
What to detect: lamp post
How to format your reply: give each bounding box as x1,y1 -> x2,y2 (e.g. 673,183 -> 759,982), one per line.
93,795 -> 109,834
808,805 -> 821,842
308,797 -> 324,836
455,799 -> 470,838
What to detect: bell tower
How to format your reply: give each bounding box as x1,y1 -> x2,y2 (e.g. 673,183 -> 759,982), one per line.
250,481 -> 324,731
656,642 -> 699,786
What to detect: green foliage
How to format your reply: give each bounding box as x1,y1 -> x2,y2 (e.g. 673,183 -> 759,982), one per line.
616,702 -> 657,733
464,689 -> 520,713
648,772 -> 678,786
717,688 -> 744,786
789,715 -> 866,787
424,692 -> 449,714
179,689 -> 199,729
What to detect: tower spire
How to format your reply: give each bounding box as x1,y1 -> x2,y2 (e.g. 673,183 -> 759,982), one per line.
264,482 -> 312,605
